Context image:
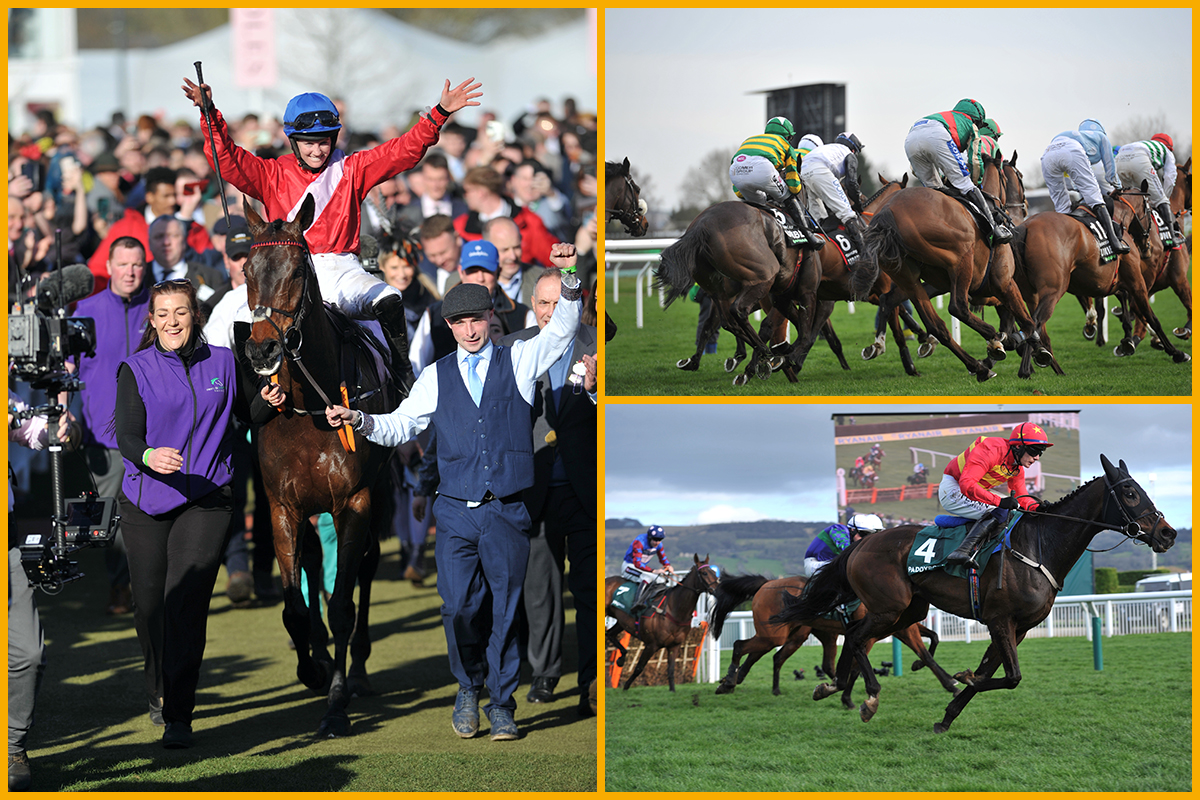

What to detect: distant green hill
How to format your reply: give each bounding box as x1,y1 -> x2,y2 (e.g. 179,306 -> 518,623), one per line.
605,521 -> 1192,578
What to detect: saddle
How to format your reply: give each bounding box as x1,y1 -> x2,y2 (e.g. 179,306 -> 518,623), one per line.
1066,207 -> 1121,265
744,200 -> 818,249
322,303 -> 399,415
907,513 -> 1023,581
816,216 -> 861,266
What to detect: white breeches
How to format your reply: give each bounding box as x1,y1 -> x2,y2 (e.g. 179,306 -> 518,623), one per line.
904,119 -> 972,193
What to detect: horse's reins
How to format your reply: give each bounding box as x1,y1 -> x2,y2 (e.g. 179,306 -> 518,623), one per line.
249,240 -> 340,413
658,566 -> 718,627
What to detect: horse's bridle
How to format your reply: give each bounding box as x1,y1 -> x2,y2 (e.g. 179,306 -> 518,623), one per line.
1003,163 -> 1027,218
1024,473 -> 1165,541
606,171 -> 646,233
248,240 -> 339,411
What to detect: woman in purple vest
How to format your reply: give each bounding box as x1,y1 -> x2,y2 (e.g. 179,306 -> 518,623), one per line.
114,279 -> 284,749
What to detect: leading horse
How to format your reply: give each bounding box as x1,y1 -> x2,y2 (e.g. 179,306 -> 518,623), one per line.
605,157 -> 650,342
604,555 -> 721,691
772,455 -> 1175,732
242,195 -> 402,737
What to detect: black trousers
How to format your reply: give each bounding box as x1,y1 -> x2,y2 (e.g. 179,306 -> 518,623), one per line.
120,485 -> 231,725
523,484 -> 596,689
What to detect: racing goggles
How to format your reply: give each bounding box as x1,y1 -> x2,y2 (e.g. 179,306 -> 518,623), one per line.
287,110 -> 340,131
1024,444 -> 1047,457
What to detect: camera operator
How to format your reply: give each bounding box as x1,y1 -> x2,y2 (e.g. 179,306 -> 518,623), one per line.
8,390 -> 78,792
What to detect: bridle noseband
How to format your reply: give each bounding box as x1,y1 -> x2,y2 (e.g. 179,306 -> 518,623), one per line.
607,171 -> 646,233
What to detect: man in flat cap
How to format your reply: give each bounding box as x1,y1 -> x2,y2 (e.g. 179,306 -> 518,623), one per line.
325,242 -> 583,743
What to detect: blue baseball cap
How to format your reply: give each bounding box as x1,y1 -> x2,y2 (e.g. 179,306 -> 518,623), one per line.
460,239 -> 499,273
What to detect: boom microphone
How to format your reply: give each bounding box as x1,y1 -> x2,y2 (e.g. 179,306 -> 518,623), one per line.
35,264 -> 96,311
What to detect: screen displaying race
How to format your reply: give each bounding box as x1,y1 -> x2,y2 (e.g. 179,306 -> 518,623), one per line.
834,411 -> 1081,526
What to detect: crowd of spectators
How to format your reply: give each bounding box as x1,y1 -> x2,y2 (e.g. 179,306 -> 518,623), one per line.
8,97 -> 598,311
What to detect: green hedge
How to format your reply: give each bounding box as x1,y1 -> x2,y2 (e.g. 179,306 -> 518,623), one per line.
1094,567 -> 1119,594
1117,568 -> 1170,585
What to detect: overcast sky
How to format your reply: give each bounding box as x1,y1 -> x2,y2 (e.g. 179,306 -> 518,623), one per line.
605,9 -> 1192,211
604,404 -> 1192,529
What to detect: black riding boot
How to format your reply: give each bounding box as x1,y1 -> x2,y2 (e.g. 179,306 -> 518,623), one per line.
1092,203 -> 1131,254
372,294 -> 416,394
786,195 -> 824,250
843,216 -> 866,255
1155,201 -> 1180,245
967,186 -> 1013,244
944,515 -> 1002,570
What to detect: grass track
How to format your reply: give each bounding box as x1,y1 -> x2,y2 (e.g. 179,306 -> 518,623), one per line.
604,634 -> 1190,791
603,269 -> 1192,396
25,537 -> 596,792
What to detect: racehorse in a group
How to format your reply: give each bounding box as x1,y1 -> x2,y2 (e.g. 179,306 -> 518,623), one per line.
1111,158 -> 1192,348
605,157 -> 650,341
242,195 -> 403,737
1010,184 -> 1190,371
856,153 -> 1050,382
709,573 -> 958,707
605,555 -> 721,691
655,174 -> 915,386
772,455 -> 1176,732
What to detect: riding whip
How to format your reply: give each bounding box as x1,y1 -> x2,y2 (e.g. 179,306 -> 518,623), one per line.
194,61 -> 233,232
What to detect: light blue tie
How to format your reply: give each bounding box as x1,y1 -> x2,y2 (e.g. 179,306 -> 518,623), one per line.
466,353 -> 483,405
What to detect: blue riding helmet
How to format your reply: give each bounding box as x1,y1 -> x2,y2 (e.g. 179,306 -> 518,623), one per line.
1078,119 -> 1106,135
284,93 -> 342,140
646,525 -> 665,541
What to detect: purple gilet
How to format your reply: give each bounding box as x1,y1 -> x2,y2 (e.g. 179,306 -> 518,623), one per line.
119,341 -> 236,515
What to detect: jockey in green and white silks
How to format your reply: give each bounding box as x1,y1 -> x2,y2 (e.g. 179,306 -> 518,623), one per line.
904,99 -> 1012,243
1116,133 -> 1182,242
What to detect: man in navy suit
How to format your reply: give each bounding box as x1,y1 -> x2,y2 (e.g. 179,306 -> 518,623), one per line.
502,269 -> 597,715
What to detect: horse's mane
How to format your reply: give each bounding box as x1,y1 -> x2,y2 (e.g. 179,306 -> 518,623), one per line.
1036,474 -> 1102,512
861,181 -> 894,207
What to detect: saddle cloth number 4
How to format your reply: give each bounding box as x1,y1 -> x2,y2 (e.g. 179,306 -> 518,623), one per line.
914,537 -> 940,564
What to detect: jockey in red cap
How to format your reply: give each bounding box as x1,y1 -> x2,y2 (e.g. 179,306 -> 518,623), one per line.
939,422 -> 1053,569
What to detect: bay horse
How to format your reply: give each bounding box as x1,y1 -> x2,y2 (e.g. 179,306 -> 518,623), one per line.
242,195 -> 402,737
656,175 -> 911,385
856,155 -> 1046,382
1012,189 -> 1190,370
772,455 -> 1176,732
604,555 -> 721,691
708,573 -> 957,707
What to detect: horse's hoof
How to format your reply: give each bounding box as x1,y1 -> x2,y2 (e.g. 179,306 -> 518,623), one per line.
813,683 -> 838,701
1083,323 -> 1097,341
1172,351 -> 1191,363
918,341 -> 936,358
1111,305 -> 1124,318
976,368 -> 996,383
771,687 -> 782,696
298,660 -> 330,696
933,721 -> 950,734
953,670 -> 977,686
860,696 -> 879,723
714,682 -> 734,695
317,713 -> 352,739
348,671 -> 375,699
755,361 -> 771,380
768,356 -> 786,372
987,345 -> 1007,362
1114,340 -> 1136,357
616,655 -> 626,668
910,661 -> 926,672
676,357 -> 700,371
1033,348 -> 1054,369
1150,337 -> 1165,351
732,374 -> 749,387
1172,326 -> 1190,339
861,345 -> 880,361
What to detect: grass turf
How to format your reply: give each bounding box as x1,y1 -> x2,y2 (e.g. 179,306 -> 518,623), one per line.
603,267 -> 1192,396
23,536 -> 596,792
604,633 -> 1190,792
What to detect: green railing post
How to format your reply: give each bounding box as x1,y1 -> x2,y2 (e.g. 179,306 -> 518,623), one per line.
1091,616 -> 1103,671
892,636 -> 902,676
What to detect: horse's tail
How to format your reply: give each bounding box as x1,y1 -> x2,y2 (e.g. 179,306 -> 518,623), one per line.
769,546 -> 859,626
1009,222 -> 1028,274
709,573 -> 770,638
855,206 -> 904,300
655,227 -> 707,308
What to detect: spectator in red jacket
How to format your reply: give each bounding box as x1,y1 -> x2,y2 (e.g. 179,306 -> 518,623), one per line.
86,167 -> 213,293
453,166 -> 557,268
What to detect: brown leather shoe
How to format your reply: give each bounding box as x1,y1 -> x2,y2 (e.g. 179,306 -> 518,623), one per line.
403,566 -> 425,587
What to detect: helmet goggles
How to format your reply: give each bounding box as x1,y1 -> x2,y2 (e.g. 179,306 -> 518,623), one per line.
287,109 -> 340,132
